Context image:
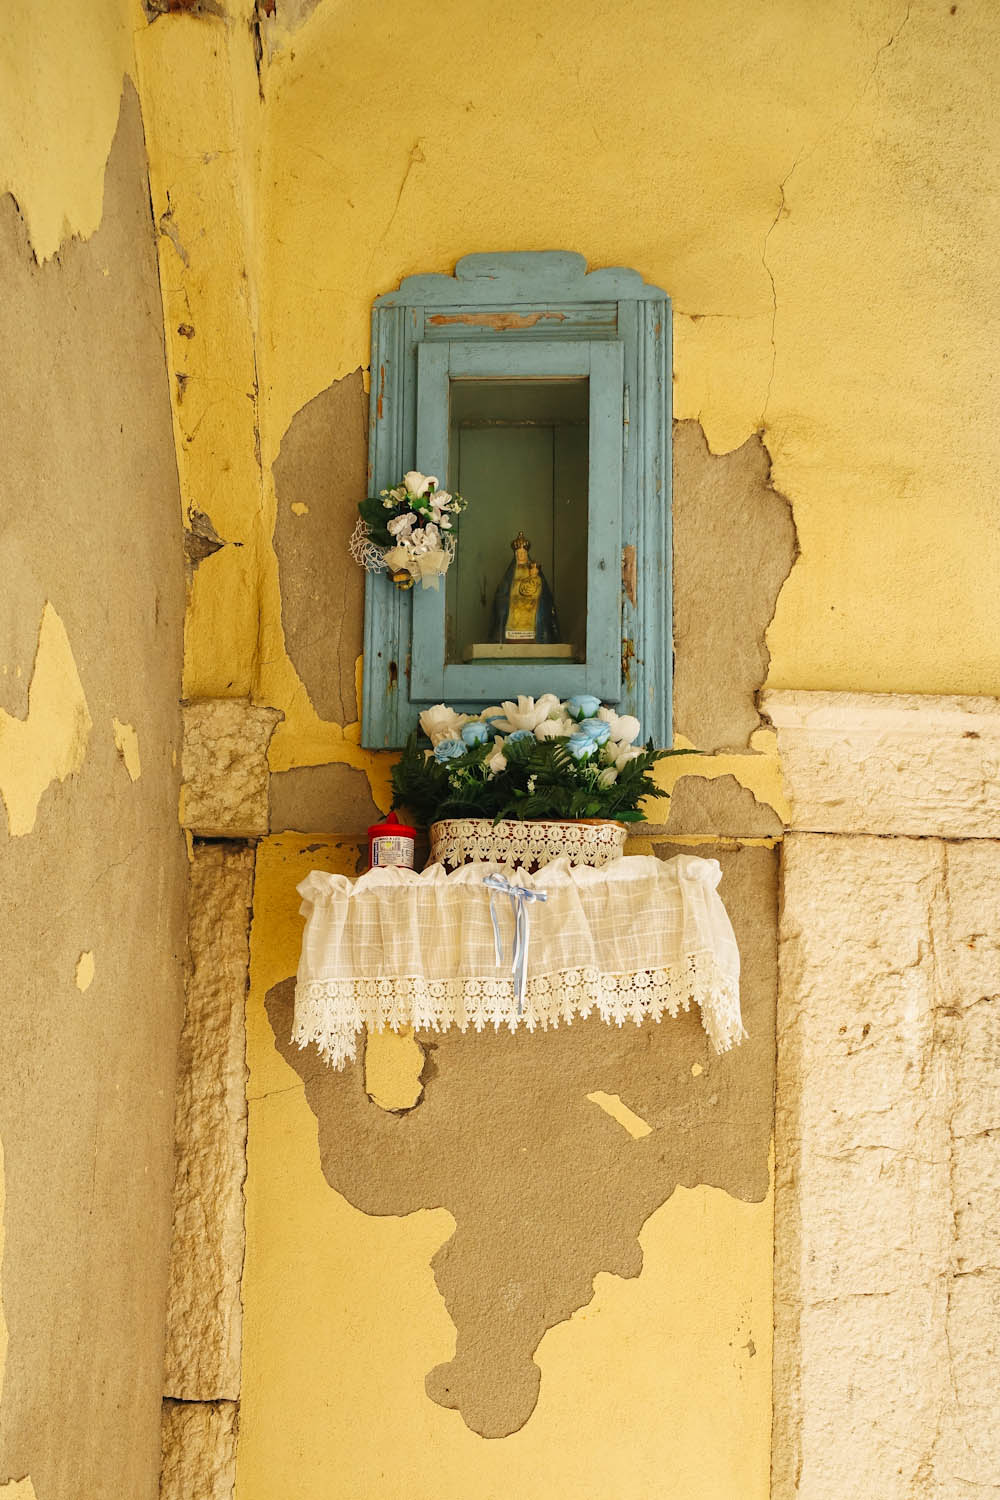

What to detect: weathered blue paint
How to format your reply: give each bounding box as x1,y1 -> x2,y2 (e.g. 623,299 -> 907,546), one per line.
362,252 -> 671,748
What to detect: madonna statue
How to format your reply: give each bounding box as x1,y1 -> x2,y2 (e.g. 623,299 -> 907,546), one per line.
489,531 -> 560,645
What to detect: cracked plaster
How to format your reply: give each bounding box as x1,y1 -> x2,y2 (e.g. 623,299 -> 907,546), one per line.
261,839 -> 776,1440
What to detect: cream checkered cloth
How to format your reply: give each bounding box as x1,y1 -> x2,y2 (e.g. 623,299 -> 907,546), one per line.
293,854 -> 743,1068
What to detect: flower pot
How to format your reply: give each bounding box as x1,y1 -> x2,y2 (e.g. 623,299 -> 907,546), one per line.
427,817 -> 627,873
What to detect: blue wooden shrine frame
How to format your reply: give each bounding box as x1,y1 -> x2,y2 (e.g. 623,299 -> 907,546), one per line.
362,252 -> 672,749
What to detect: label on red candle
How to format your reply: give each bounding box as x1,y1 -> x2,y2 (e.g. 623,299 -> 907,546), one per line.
371,835 -> 414,868
368,810 -> 416,869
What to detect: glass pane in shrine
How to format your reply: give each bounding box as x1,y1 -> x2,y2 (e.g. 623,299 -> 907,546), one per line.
446,377 -> 589,666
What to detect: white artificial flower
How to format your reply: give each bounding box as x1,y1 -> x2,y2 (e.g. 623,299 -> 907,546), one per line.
597,706 -> 641,745
485,736 -> 507,775
612,743 -> 644,772
598,767 -> 619,787
439,515 -> 453,529
419,703 -> 470,746
494,693 -> 562,733
386,511 -> 417,539
407,523 -> 440,555
430,489 -> 452,510
403,471 -> 438,498
534,715 -> 574,740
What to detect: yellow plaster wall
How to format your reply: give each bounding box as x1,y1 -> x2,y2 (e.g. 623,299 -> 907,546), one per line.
240,836 -> 773,1500
0,0 -> 138,261
134,5 -> 265,700
114,2 -> 999,1495
250,0 -> 1000,762
221,4 -> 998,1495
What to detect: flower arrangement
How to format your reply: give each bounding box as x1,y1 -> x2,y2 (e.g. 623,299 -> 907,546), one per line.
391,694 -> 692,826
350,470 -> 467,590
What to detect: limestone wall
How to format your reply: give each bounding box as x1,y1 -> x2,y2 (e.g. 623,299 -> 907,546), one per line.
770,692 -> 1000,1499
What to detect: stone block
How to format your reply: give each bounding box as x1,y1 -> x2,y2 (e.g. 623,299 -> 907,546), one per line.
774,833 -> 1000,1500
953,1131 -> 1000,1272
762,689 -> 1000,836
181,699 -> 282,837
163,842 -> 254,1400
933,1270 -> 1000,1488
160,1400 -> 238,1500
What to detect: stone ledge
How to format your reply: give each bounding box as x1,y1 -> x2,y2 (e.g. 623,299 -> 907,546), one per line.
181,699 -> 283,838
761,689 -> 1000,836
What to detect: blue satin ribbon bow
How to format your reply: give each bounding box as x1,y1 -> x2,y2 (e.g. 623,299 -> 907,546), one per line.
482,874 -> 548,1014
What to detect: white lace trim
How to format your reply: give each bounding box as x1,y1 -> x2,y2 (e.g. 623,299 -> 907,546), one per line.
429,818 -> 627,870
293,954 -> 744,1070
348,516 -> 387,574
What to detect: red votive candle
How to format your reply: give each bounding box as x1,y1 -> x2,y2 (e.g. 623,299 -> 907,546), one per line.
367,810 -> 416,870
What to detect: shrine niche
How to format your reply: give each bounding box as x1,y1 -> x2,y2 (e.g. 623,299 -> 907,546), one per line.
356,252 -> 672,749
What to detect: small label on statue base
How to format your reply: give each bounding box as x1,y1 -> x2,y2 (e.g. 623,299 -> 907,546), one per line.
465,642 -> 575,660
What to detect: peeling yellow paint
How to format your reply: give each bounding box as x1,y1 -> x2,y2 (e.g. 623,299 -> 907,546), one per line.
692,1062 -> 705,1078
364,1026 -> 424,1112
641,728 -> 788,824
240,834 -> 773,1498
586,1091 -> 653,1140
0,603 -> 92,837
262,650 -> 394,811
134,7 -> 264,702
0,1480 -> 39,1499
75,952 -> 96,993
112,718 -> 141,781
290,501 -> 309,516
0,0 -> 136,261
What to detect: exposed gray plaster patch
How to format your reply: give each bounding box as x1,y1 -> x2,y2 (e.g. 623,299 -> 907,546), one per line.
269,761 -> 380,835
0,80 -> 188,1500
665,774 -> 784,838
272,371 -> 368,724
672,419 -> 796,752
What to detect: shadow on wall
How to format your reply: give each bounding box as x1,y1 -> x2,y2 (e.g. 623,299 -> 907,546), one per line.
265,841 -> 776,1438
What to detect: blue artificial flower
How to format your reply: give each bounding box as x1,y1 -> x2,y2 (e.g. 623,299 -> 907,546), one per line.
566,733 -> 598,761
505,728 -> 535,743
460,721 -> 490,747
566,694 -> 601,721
577,716 -> 611,744
433,738 -> 467,762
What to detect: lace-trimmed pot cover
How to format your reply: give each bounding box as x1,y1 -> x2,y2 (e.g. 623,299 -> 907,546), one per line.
428,817 -> 627,872
293,855 -> 743,1068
